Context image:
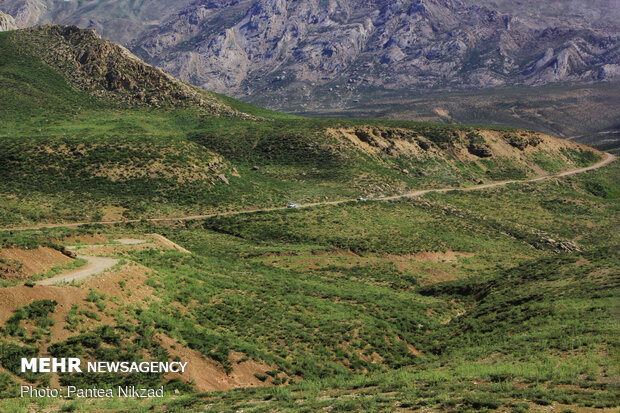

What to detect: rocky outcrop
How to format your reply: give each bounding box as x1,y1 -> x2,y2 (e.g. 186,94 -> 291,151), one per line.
11,25 -> 256,118
0,10 -> 17,31
504,134 -> 542,150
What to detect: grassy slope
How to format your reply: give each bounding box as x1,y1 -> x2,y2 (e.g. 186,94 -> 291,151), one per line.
0,161 -> 617,412
0,28 -> 603,228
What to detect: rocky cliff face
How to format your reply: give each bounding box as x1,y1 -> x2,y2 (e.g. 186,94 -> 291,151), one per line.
0,9 -> 16,31
1,0 -> 618,112
128,0 -> 619,106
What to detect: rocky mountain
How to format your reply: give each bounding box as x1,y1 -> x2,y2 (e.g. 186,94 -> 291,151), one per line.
124,0 -> 619,105
0,0 -> 192,44
0,9 -> 16,31
0,0 -> 618,135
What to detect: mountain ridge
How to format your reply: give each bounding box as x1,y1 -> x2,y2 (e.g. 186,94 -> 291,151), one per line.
130,0 -> 619,96
10,24 -> 258,118
1,1 -> 617,102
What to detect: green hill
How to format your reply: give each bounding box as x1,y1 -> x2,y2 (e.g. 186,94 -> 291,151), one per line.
0,25 -> 602,227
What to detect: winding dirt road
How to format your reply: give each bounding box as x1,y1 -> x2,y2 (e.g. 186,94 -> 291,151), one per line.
2,153 -> 616,233
10,153 -> 615,286
37,255 -> 118,286
36,239 -> 147,285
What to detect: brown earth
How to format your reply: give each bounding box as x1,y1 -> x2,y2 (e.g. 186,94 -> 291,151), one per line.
329,127 -> 600,176
156,335 -> 279,392
100,206 -> 126,222
0,234 -> 277,392
0,246 -> 72,280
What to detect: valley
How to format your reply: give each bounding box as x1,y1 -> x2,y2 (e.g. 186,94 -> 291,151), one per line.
0,21 -> 617,413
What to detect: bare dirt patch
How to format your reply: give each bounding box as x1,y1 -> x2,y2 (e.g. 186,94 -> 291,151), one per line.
409,250 -> 473,263
433,108 -> 451,119
0,285 -> 86,327
0,247 -> 72,279
0,259 -> 159,390
156,335 -> 277,392
101,206 -> 126,221
327,127 -> 436,158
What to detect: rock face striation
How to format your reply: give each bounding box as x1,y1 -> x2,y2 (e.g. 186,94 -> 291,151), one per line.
0,10 -> 17,31
0,0 -> 618,110
130,0 -> 619,104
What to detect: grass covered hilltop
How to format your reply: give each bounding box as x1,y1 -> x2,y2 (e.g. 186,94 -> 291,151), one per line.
0,25 -> 618,412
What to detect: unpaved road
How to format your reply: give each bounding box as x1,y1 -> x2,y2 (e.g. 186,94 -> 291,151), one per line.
3,153 -> 615,232
36,239 -> 146,285
37,255 -> 118,286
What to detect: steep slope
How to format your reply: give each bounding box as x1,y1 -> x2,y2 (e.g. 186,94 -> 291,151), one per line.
129,0 -> 619,100
10,25 -> 257,116
0,25 -> 603,228
1,1 -> 618,101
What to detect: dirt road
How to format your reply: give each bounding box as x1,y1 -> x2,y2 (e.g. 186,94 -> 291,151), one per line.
2,153 -> 615,232
37,255 -> 118,285
35,239 -> 150,285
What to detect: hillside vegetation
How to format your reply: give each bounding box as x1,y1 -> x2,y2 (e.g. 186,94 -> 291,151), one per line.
0,24 -> 617,413
0,151 -> 617,413
0,26 -> 602,228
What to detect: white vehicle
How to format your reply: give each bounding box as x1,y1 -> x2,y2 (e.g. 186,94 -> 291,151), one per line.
287,203 -> 299,208
357,197 -> 366,201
